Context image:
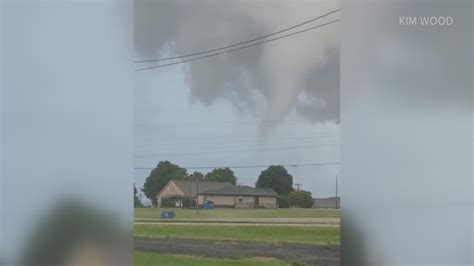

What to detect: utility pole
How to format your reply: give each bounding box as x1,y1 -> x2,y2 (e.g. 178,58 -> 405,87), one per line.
335,174 -> 338,209
196,175 -> 199,215
295,183 -> 302,191
188,181 -> 191,209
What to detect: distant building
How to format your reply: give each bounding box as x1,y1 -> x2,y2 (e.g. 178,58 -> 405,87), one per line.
200,186 -> 278,208
313,197 -> 340,209
156,180 -> 278,208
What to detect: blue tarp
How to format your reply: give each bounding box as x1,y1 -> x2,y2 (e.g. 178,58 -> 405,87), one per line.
203,201 -> 214,209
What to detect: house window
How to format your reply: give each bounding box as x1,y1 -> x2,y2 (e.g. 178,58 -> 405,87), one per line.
238,196 -> 242,202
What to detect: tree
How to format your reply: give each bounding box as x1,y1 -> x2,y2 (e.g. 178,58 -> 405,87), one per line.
277,195 -> 290,208
134,184 -> 143,208
205,167 -> 237,185
142,161 -> 187,206
186,171 -> 205,181
287,190 -> 313,208
255,165 -> 293,195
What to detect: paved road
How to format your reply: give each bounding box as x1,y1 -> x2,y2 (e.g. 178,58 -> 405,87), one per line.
135,217 -> 340,224
135,237 -> 340,266
135,221 -> 339,227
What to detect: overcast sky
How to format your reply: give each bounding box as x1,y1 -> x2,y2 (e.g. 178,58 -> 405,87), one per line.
134,0 -> 341,202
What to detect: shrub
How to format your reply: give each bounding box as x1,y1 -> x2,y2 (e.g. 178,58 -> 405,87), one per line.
287,190 -> 313,208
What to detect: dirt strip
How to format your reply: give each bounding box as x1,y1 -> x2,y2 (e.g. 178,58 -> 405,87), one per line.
135,237 -> 340,266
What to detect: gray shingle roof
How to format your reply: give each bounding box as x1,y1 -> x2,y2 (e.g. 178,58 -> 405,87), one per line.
173,180 -> 233,197
199,186 -> 278,197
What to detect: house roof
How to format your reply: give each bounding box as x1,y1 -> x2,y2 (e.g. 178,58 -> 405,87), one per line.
199,186 -> 278,197
172,180 -> 233,197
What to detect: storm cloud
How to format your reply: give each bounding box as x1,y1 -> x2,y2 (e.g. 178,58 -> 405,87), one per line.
135,0 -> 340,130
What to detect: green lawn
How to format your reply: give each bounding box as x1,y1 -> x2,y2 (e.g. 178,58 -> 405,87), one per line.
135,224 -> 339,245
135,208 -> 340,220
134,252 -> 289,266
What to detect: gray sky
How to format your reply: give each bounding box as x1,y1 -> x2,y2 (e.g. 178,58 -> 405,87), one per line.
134,0 -> 341,203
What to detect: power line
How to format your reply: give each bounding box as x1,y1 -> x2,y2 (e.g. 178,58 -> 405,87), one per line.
134,9 -> 340,63
134,143 -> 338,157
135,135 -> 339,147
134,162 -> 340,170
136,119 -> 333,126
134,19 -> 340,71
136,121 -> 339,128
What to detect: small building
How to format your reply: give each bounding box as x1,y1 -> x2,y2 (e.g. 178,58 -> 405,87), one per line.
199,186 -> 278,208
156,180 -> 233,208
313,197 -> 340,209
156,180 -> 278,208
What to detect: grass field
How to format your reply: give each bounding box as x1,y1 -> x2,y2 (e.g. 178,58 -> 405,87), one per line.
135,208 -> 340,220
135,224 -> 340,245
134,252 -> 289,266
